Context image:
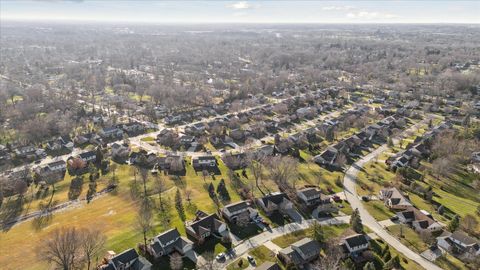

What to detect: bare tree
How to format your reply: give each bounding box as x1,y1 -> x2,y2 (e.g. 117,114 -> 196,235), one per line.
265,156 -> 298,191
154,174 -> 166,210
170,252 -> 183,270
198,251 -> 216,270
80,228 -> 106,270
39,227 -> 82,270
136,207 -> 153,249
248,153 -> 265,194
312,239 -> 345,270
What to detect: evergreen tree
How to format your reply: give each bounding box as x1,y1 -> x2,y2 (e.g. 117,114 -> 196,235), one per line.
350,208 -> 364,233
448,215 -> 460,232
384,255 -> 401,270
312,221 -> 325,242
175,188 -> 185,221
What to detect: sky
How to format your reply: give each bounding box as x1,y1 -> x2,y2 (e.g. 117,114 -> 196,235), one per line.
1,1 -> 479,24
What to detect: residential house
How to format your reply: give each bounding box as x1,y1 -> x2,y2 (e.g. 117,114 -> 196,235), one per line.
121,122 -> 145,134
157,155 -> 185,174
192,155 -> 217,170
397,207 -> 443,233
185,211 -> 227,243
99,248 -> 152,270
99,126 -> 124,139
342,234 -> 370,256
256,192 -> 293,215
46,136 -> 74,152
379,187 -> 412,210
111,143 -> 130,161
221,200 -> 258,224
277,238 -> 321,269
437,231 -> 480,261
297,188 -> 330,207
79,151 -> 97,163
34,160 -> 66,184
14,145 -> 44,159
147,228 -> 193,259
75,133 -> 102,146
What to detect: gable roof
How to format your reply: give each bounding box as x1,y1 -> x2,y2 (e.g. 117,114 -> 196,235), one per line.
155,228 -> 181,246
187,213 -> 224,235
224,201 -> 249,213
344,234 -> 369,248
260,192 -> 289,206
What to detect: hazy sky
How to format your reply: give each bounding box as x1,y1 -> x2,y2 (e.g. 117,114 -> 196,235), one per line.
1,1 -> 479,24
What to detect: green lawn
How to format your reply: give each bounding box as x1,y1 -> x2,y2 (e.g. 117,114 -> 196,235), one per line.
271,224 -> 350,248
363,201 -> 395,221
387,224 -> 429,253
249,245 -> 278,266
226,258 -> 249,270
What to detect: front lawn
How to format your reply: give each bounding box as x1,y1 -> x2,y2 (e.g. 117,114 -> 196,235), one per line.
386,224 -> 429,253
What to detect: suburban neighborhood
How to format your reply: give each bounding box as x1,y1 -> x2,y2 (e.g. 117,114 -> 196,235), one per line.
1,2 -> 480,270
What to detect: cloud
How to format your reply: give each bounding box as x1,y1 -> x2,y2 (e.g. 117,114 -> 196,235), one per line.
227,1 -> 252,10
322,5 -> 354,11
346,11 -> 399,20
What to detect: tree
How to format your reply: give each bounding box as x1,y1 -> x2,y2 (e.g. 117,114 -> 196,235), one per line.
312,221 -> 325,242
248,154 -> 264,194
175,188 -> 185,221
266,156 -> 298,191
80,228 -> 106,270
136,208 -> 153,249
198,251 -> 216,270
448,215 -> 460,232
154,174 -> 166,210
384,255 -> 401,270
460,214 -> 478,234
170,252 -> 183,270
363,262 -> 375,270
350,208 -> 364,233
312,239 -> 344,270
39,227 -> 81,270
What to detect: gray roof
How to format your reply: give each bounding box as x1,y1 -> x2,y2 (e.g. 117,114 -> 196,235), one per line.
224,201 -> 249,213
155,228 -> 181,246
344,234 -> 369,248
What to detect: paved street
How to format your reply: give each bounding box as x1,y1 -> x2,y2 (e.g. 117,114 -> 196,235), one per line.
342,117 -> 443,270
194,215 -> 351,269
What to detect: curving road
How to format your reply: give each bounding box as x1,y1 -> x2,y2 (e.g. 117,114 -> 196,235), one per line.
343,118 -> 443,270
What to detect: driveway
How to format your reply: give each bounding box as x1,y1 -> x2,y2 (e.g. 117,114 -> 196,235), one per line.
342,117 -> 443,270
198,215 -> 351,270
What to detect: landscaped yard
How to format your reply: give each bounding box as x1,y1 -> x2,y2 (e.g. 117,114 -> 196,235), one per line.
363,201 -> 395,221
387,224 -> 429,253
271,223 -> 350,248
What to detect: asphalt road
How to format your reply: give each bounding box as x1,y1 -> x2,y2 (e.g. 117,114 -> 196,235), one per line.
342,117 -> 443,270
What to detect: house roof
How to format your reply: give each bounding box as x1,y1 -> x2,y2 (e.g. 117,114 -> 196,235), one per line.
224,201 -> 249,213
110,248 -> 139,268
260,192 -> 289,206
155,228 -> 181,246
298,188 -> 320,198
292,238 -> 321,255
344,234 -> 369,248
187,213 -> 224,235
79,151 -> 96,159
450,231 -> 479,246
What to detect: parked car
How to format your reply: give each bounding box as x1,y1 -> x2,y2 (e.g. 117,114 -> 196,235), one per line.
361,196 -> 370,202
247,255 -> 256,265
390,216 -> 399,221
216,253 -> 226,261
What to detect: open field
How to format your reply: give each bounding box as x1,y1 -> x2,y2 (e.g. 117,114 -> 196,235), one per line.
0,154 -> 336,270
